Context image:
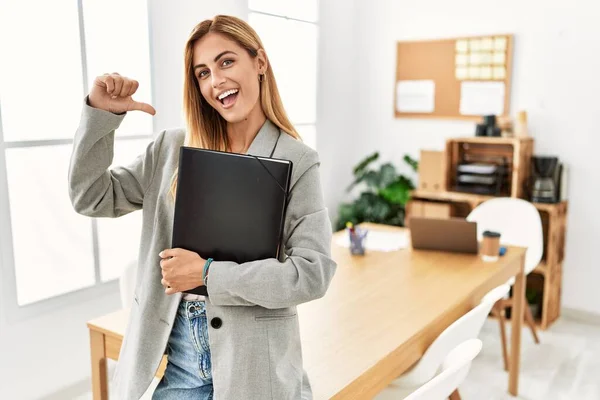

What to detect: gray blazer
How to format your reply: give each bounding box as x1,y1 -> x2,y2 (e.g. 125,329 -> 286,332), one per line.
68,98 -> 337,399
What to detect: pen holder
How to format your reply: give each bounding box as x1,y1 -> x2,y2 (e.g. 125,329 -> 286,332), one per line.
481,230 -> 501,262
348,227 -> 368,256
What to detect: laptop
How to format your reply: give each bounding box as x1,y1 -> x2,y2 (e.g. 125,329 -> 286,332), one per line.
409,217 -> 478,254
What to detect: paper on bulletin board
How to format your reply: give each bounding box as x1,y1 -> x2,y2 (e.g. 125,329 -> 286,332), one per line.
459,81 -> 505,115
396,80 -> 435,113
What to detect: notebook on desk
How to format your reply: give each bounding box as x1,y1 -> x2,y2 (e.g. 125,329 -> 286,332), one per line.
409,217 -> 478,254
171,147 -> 293,296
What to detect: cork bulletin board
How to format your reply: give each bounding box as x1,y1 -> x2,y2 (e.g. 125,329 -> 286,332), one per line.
394,34 -> 513,121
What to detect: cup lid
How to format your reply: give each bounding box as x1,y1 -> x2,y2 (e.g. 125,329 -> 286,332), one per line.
483,230 -> 501,238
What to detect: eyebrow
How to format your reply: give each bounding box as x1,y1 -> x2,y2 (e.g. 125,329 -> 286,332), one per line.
193,50 -> 237,70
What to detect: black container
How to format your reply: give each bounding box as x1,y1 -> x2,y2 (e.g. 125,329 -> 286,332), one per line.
475,123 -> 488,137
487,126 -> 501,137
483,115 -> 496,126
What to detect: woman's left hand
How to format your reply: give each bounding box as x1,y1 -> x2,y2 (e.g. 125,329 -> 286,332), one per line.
159,248 -> 205,295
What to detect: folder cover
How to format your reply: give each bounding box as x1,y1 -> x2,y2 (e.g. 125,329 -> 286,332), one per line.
171,147 -> 293,296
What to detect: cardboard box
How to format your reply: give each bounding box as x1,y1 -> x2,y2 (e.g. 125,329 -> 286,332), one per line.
419,150 -> 446,192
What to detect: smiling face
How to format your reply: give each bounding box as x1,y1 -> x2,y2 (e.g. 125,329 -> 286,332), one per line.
192,32 -> 267,123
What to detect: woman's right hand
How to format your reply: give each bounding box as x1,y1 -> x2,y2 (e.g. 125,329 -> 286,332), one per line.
88,72 -> 156,115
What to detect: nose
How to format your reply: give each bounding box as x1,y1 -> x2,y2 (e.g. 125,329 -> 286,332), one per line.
211,70 -> 226,89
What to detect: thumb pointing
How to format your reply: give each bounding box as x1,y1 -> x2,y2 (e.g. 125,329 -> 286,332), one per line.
132,101 -> 156,116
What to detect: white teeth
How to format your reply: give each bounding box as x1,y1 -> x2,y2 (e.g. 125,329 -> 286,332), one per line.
218,89 -> 238,100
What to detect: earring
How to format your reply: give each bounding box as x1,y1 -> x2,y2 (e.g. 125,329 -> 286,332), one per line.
258,74 -> 264,82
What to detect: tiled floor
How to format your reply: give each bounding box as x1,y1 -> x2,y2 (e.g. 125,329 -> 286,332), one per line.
461,316 -> 600,399
76,316 -> 600,400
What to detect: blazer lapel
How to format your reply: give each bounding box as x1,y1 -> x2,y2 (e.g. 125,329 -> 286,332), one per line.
246,119 -> 281,158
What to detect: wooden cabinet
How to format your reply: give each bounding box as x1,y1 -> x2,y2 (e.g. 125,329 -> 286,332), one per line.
406,200 -> 452,226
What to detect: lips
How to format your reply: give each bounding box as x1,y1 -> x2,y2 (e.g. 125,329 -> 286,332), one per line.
223,92 -> 238,108
216,88 -> 238,101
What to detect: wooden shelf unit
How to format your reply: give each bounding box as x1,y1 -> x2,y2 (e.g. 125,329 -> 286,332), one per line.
409,136 -> 567,329
445,136 -> 534,198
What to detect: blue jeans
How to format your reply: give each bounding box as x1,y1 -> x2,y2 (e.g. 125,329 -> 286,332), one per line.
152,300 -> 213,400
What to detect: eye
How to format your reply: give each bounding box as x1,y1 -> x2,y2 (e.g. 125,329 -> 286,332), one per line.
198,70 -> 209,79
222,59 -> 234,67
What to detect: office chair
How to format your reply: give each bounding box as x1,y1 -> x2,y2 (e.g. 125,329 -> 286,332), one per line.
376,284 -> 510,399
403,339 -> 483,400
467,197 -> 543,370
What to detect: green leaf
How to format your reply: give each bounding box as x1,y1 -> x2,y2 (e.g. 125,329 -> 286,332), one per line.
336,203 -> 360,230
397,174 -> 416,190
355,192 -> 392,222
353,152 -> 379,176
403,154 -> 419,172
361,170 -> 381,190
379,179 -> 413,205
378,163 -> 398,188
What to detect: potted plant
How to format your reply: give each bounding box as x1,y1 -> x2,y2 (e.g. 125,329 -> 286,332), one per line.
526,287 -> 541,319
335,152 -> 418,231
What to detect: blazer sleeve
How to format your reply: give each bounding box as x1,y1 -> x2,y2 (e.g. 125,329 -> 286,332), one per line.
206,148 -> 338,309
68,96 -> 165,218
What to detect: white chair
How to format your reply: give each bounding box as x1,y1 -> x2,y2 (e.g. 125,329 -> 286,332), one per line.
119,260 -> 138,309
403,339 -> 483,400
376,284 -> 510,399
467,197 -> 543,370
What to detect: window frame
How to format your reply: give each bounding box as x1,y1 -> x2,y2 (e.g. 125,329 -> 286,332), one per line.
0,0 -> 155,321
247,4 -> 319,149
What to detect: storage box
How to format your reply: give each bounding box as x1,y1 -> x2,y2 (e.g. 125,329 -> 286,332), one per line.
418,150 -> 446,192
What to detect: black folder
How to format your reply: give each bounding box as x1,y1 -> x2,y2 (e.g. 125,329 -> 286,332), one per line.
171,147 -> 293,296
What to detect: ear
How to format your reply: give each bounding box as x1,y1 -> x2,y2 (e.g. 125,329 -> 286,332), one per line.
256,48 -> 269,75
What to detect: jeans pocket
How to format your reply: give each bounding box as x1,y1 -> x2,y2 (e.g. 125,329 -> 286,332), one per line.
192,315 -> 210,353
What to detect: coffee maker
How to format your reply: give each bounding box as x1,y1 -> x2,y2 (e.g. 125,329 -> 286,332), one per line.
530,156 -> 561,203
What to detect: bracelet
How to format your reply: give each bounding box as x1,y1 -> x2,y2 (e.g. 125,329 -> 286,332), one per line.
203,258 -> 213,286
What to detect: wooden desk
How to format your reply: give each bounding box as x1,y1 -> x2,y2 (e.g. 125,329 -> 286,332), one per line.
88,223 -> 525,399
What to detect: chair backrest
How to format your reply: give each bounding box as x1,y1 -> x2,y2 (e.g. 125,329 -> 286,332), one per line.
397,284 -> 510,386
119,260 -> 138,309
404,339 -> 483,400
466,197 -> 543,275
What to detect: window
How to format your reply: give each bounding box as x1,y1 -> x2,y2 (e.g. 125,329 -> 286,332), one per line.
248,0 -> 318,149
0,0 -> 153,306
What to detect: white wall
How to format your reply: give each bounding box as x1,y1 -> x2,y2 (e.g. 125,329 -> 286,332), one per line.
0,2 -> 248,399
317,0 -> 360,222
351,0 -> 600,314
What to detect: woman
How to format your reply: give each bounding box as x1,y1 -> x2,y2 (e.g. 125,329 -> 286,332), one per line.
68,14 -> 336,400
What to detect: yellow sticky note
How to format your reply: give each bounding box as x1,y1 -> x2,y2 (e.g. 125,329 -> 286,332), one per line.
481,37 -> 493,51
493,66 -> 506,79
480,66 -> 492,79
469,39 -> 482,51
494,36 -> 507,51
456,67 -> 468,80
493,52 -> 506,65
469,66 -> 481,79
480,52 -> 492,64
456,54 -> 468,66
469,53 -> 481,65
456,40 -> 468,53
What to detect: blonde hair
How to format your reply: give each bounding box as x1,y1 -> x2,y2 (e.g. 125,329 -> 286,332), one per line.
169,15 -> 300,202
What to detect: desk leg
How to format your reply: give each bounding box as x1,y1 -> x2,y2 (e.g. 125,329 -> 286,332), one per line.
90,330 -> 109,400
508,252 -> 525,396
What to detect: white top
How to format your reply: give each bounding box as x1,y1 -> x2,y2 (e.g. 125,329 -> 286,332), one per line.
183,293 -> 206,301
